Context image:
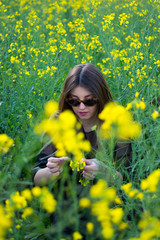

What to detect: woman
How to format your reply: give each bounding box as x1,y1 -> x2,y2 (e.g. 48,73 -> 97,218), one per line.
33,63 -> 132,186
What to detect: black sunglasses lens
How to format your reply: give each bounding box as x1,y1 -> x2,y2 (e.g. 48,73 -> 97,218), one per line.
84,99 -> 97,106
67,98 -> 97,106
68,99 -> 80,106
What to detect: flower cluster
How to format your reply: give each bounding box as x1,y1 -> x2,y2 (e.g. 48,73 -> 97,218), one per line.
0,134 -> 14,154
1,186 -> 56,239
129,212 -> 160,240
35,100 -> 91,171
121,183 -> 144,200
99,102 -> 141,140
126,92 -> 146,111
0,204 -> 12,240
80,179 -> 126,239
141,169 -> 160,192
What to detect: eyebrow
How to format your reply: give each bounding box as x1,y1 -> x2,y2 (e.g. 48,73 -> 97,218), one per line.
70,94 -> 93,98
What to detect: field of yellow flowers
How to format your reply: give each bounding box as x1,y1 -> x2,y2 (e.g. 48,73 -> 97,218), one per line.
0,0 -> 160,239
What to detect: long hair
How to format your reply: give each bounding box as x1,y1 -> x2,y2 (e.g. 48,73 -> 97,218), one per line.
59,63 -> 113,115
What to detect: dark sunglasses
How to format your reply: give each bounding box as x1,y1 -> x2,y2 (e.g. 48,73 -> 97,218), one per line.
66,98 -> 98,107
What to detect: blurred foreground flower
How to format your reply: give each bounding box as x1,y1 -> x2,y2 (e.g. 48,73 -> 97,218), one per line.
151,110 -> 159,119
35,101 -> 91,171
141,168 -> 160,192
0,204 -> 12,239
80,179 -> 125,239
73,231 -> 83,240
99,102 -> 141,140
0,134 -> 14,153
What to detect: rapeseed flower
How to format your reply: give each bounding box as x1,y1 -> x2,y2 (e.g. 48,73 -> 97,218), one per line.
10,192 -> 27,209
40,187 -> 57,213
121,183 -> 143,200
79,198 -> 91,208
99,102 -> 141,140
151,110 -> 159,119
110,208 -> 123,224
72,231 -> 83,240
31,186 -> 42,197
22,207 -> 33,219
141,169 -> 160,192
35,102 -> 91,172
0,134 -> 14,154
21,189 -> 32,201
83,180 -> 125,239
90,179 -> 107,198
86,222 -> 94,233
0,204 -> 12,239
136,101 -> 146,110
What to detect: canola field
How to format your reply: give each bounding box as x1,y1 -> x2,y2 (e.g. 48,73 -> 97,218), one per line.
0,0 -> 160,239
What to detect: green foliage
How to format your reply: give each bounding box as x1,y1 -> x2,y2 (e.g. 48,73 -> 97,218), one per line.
0,0 -> 160,239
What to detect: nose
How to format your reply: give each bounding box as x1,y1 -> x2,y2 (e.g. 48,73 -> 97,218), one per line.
79,102 -> 85,109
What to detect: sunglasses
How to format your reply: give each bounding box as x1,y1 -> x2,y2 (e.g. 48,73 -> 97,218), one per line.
67,98 -> 98,107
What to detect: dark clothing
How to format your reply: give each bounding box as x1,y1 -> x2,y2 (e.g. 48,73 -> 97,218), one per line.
32,130 -> 132,239
32,129 -> 132,181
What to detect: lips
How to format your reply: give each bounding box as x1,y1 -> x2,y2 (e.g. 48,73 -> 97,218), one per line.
79,112 -> 88,116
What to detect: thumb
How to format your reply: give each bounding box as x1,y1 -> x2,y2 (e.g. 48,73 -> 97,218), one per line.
84,159 -> 91,165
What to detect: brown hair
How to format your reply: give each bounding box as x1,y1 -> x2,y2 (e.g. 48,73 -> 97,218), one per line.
59,63 -> 113,114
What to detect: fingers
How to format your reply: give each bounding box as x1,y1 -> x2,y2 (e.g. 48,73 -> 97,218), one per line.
83,159 -> 98,171
46,156 -> 69,176
82,158 -> 99,180
47,157 -> 69,164
82,171 -> 96,180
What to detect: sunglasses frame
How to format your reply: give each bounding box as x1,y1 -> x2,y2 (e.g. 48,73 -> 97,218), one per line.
66,97 -> 98,107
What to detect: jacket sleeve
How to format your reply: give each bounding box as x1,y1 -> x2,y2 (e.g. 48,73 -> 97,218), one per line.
32,143 -> 57,178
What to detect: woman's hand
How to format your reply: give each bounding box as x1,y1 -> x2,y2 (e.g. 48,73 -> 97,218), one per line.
34,156 -> 69,186
82,158 -> 99,180
46,157 -> 69,177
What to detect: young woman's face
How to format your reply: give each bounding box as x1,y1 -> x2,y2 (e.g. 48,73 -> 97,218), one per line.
69,86 -> 98,122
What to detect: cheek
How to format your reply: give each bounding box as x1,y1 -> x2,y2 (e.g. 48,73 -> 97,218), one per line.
91,105 -> 98,115
72,107 -> 77,114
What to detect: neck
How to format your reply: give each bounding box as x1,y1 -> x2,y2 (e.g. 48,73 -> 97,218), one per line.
81,117 -> 99,132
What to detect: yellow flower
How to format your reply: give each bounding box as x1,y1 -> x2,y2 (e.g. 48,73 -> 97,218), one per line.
140,169 -> 160,192
126,102 -> 132,110
115,197 -> 123,205
136,192 -> 144,200
103,187 -> 116,201
35,107 -> 91,173
136,101 -> 146,110
0,134 -> 14,153
86,222 -> 94,234
135,92 -> 139,98
121,183 -> 132,194
22,207 -> 33,219
21,189 -> 32,201
0,204 -> 12,239
128,189 -> 138,198
102,225 -> 114,239
119,222 -> 128,230
110,208 -> 123,224
16,224 -> 21,229
151,110 -> 159,119
72,231 -> 83,240
79,198 -> 91,208
10,192 -> 27,209
40,187 -> 57,213
90,179 -> 107,198
31,186 -> 42,197
44,100 -> 58,117
99,102 -> 141,140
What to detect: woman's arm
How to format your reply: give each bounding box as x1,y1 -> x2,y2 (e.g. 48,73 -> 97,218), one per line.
34,157 -> 69,186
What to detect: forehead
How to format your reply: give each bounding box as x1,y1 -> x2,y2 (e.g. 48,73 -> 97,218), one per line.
70,86 -> 93,98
